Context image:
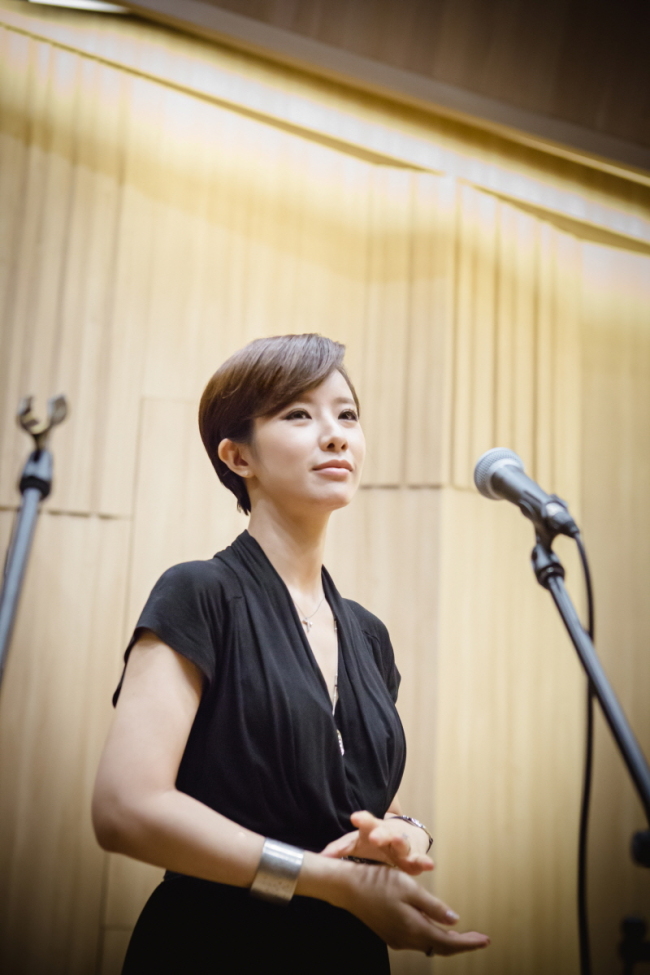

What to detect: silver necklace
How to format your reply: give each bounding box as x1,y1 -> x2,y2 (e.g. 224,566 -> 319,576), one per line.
294,593 -> 326,633
295,603 -> 345,756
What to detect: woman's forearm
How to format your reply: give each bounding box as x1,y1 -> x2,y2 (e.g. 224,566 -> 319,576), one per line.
93,786 -> 353,906
93,789 -> 490,956
94,787 -> 263,886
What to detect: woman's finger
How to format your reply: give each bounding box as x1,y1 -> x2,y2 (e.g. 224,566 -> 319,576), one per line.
420,927 -> 491,957
350,810 -> 381,830
320,832 -> 359,857
406,885 -> 462,926
390,854 -> 434,876
384,831 -> 410,854
403,901 -> 490,956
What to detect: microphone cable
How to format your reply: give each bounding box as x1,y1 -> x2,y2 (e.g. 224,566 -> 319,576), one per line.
473,447 -> 600,973
575,532 -> 595,975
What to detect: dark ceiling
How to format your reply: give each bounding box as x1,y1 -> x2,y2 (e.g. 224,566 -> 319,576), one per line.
124,0 -> 650,172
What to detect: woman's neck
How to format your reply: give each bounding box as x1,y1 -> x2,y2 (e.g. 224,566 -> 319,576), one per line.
246,504 -> 328,599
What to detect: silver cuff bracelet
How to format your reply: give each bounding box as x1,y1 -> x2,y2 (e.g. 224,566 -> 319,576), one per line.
249,838 -> 304,905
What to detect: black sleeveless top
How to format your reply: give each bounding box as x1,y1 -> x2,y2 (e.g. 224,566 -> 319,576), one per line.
114,530 -> 406,852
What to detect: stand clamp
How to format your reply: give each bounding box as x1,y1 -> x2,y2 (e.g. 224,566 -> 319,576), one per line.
17,393 -> 67,451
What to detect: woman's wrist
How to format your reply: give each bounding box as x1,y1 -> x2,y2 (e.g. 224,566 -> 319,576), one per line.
295,850 -> 356,908
385,815 -> 432,855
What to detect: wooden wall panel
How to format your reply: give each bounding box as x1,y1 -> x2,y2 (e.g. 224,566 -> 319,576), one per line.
405,174 -> 456,486
494,203 -> 536,466
361,168 -> 413,485
0,511 -> 131,975
435,490 -> 584,974
0,31 -> 142,518
47,58 -> 125,515
452,186 -> 582,498
452,184 -> 498,488
0,33 -> 73,508
127,397 -> 248,624
582,243 -> 650,975
536,223 -> 582,508
135,97 -> 372,405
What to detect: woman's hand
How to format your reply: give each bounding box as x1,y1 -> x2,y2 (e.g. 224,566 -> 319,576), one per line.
302,856 -> 490,957
320,810 -> 433,876
346,863 -> 490,956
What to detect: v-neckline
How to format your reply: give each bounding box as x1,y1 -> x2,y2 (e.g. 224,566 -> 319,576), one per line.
239,531 -> 342,713
286,584 -> 342,714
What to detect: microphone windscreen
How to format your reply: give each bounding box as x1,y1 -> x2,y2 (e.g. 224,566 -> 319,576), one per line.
474,447 -> 525,499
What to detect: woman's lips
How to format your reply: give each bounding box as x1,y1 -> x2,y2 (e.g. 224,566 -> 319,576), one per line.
312,460 -> 352,477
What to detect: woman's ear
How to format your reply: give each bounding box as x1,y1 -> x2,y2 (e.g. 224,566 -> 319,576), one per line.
218,439 -> 253,479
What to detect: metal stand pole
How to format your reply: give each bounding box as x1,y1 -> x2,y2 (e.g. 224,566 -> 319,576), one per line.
0,395 -> 67,691
531,532 -> 650,973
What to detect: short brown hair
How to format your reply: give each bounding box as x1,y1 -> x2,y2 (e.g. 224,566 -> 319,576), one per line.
199,334 -> 359,513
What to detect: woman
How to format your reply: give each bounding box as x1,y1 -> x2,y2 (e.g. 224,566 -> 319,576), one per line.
92,334 -> 490,973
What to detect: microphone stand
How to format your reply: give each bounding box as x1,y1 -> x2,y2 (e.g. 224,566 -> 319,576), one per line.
531,527 -> 650,973
0,395 -> 67,690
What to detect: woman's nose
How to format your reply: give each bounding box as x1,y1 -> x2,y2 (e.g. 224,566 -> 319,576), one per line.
321,423 -> 348,451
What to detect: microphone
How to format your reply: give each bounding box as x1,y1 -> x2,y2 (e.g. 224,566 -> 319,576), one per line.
474,447 -> 579,538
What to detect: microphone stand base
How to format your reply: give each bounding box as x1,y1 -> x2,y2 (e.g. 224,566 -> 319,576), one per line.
619,917 -> 650,974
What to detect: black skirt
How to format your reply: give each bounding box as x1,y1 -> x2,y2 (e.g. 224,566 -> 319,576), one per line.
122,874 -> 391,975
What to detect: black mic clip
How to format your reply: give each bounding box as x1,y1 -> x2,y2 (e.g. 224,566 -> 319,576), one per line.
519,491 -> 579,544
531,536 -> 566,590
527,495 -> 576,590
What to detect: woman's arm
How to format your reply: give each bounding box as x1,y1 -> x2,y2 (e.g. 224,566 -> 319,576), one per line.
92,632 -> 489,957
92,630 -> 266,885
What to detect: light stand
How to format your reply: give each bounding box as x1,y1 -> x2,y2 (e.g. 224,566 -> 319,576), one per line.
0,395 -> 67,690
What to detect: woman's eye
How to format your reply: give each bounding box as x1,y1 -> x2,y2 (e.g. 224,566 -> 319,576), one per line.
339,410 -> 358,421
284,409 -> 310,420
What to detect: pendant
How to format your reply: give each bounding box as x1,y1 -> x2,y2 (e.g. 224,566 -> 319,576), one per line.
301,618 -> 312,633
336,728 -> 345,756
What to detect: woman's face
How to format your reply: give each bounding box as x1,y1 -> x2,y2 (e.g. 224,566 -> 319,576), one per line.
244,370 -> 365,515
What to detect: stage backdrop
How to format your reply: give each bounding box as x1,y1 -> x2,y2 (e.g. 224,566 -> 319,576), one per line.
0,3 -> 648,973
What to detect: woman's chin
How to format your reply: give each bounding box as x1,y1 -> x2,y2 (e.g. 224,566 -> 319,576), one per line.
251,480 -> 360,516
315,482 -> 359,508
294,486 -> 358,514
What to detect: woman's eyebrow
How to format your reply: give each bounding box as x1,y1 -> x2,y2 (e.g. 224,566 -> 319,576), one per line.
287,395 -> 356,406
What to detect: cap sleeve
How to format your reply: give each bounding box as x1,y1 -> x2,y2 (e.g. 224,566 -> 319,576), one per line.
113,561 -> 224,705
344,599 -> 402,703
367,617 -> 401,703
